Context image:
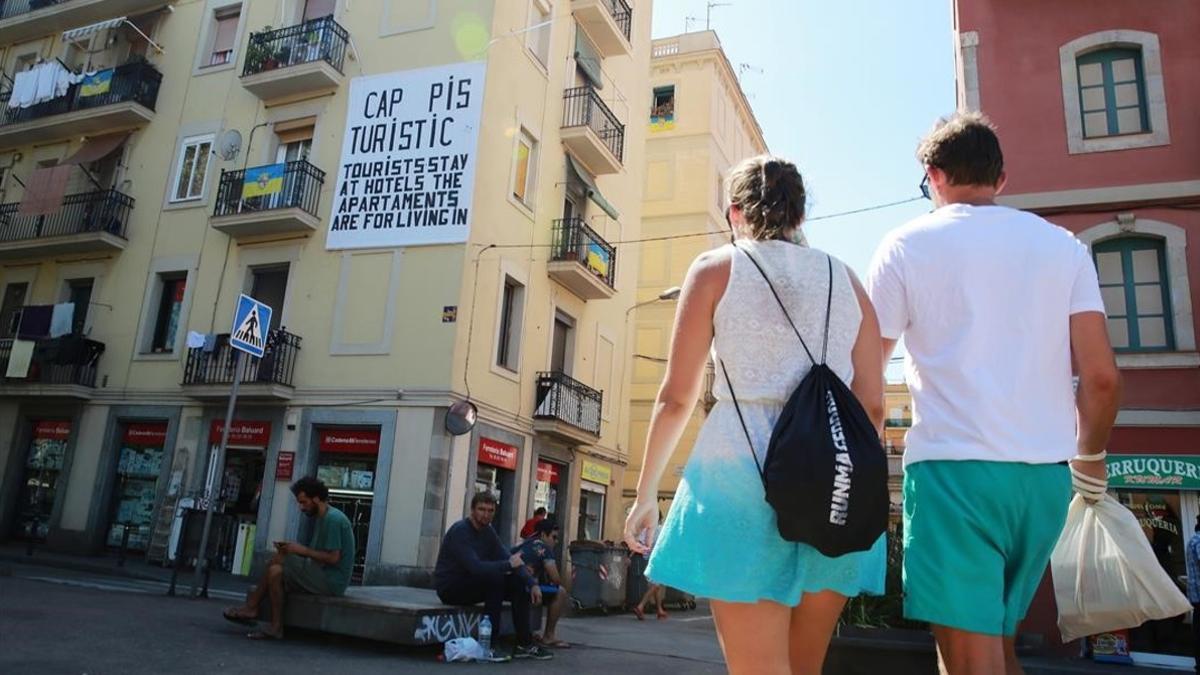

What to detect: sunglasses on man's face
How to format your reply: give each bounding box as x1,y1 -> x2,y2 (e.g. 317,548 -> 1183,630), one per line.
919,174 -> 931,200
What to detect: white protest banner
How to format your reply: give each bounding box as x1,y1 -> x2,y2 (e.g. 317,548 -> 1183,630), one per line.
326,61 -> 486,249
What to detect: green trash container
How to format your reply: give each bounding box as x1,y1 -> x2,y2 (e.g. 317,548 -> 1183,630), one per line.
600,545 -> 629,608
568,541 -> 606,610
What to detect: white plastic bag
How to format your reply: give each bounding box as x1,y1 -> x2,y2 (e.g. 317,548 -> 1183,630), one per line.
443,637 -> 484,662
1050,494 -> 1191,642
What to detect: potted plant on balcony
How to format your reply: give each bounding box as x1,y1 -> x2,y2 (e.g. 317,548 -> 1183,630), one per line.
275,44 -> 292,68
246,29 -> 274,71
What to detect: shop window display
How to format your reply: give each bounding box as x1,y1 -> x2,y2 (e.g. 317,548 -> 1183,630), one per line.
106,423 -> 167,551
1115,490 -> 1190,658
12,421 -> 70,541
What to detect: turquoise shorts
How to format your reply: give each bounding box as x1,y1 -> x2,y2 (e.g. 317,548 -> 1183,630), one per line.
902,460 -> 1071,636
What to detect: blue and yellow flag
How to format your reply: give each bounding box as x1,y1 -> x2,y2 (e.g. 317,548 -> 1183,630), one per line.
79,69 -> 113,97
242,163 -> 285,199
650,113 -> 676,132
586,243 -> 610,277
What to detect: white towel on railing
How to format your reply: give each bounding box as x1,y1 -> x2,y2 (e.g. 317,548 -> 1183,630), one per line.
8,68 -> 37,108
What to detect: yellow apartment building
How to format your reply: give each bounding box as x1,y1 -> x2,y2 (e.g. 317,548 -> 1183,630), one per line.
622,31 -> 766,512
0,0 -> 650,585
884,382 -> 911,517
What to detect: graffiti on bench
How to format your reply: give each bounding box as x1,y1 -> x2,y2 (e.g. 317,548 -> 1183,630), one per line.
413,610 -> 482,643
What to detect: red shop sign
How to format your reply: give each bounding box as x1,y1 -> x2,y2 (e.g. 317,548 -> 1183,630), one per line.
318,428 -> 381,455
123,422 -> 168,447
536,460 -> 560,485
479,437 -> 518,471
34,420 -> 71,441
276,451 -> 295,480
209,419 -> 271,447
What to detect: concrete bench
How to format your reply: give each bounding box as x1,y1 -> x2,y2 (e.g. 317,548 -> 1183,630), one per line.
252,585 -> 542,646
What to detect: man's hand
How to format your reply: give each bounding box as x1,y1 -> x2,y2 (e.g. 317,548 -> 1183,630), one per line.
276,542 -> 309,558
509,552 -> 524,569
530,585 -> 543,606
1070,454 -> 1108,503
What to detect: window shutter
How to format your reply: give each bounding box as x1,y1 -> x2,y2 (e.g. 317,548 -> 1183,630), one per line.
574,30 -> 603,89
212,13 -> 240,55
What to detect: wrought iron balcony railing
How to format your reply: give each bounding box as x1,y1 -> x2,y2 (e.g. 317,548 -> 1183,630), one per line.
0,189 -> 132,244
551,218 -> 616,289
562,86 -> 625,163
0,60 -> 162,127
0,335 -> 104,387
213,160 -> 324,219
534,371 -> 602,436
242,16 -> 350,77
182,329 -> 301,387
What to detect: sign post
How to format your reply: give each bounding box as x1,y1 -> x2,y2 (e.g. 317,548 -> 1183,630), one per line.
191,295 -> 272,597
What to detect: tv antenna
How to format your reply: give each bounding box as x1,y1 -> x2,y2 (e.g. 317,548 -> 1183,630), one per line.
706,2 -> 732,30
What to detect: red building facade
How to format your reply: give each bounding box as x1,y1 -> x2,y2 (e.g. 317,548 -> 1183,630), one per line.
953,0 -> 1199,664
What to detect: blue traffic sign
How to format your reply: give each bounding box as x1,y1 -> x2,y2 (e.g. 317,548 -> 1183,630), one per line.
230,294 -> 272,358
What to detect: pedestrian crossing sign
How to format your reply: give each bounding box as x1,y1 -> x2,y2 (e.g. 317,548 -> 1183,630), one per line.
230,294 -> 272,358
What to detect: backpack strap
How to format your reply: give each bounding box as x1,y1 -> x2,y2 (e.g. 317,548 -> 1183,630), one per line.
734,244 -> 835,366
717,358 -> 766,486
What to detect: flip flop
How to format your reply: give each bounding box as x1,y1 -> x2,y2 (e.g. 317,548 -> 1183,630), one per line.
656,611 -> 669,621
632,606 -> 646,621
223,607 -> 257,626
540,638 -> 571,649
246,629 -> 283,640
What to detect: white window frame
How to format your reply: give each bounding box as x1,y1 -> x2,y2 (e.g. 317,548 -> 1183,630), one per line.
508,127 -> 539,214
525,0 -> 552,69
1076,218 -> 1196,369
169,134 -> 215,204
491,259 -> 529,381
1059,30 -> 1169,155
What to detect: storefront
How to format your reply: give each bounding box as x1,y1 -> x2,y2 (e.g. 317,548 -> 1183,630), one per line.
533,458 -> 565,527
315,427 -> 380,584
11,420 -> 70,541
1101,454 -> 1199,666
577,460 -> 611,542
210,419 -> 271,574
105,422 -> 168,551
475,436 -> 518,543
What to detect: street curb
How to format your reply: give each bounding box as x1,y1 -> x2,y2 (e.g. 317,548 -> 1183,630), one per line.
0,551 -> 168,583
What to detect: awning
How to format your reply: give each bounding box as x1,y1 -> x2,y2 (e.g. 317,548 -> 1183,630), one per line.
566,155 -> 619,220
18,165 -> 71,217
63,17 -> 164,53
574,31 -> 603,89
62,133 -> 129,166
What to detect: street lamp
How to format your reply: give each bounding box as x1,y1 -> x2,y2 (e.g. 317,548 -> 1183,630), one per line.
616,286 -> 682,459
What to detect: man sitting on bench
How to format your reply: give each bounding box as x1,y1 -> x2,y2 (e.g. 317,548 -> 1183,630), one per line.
515,519 -> 569,649
434,492 -> 552,660
223,476 -> 355,639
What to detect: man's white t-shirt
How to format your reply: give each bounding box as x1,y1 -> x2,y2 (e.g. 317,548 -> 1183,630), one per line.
866,204 -> 1105,466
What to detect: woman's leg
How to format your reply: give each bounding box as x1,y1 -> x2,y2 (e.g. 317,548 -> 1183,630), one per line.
787,590 -> 847,675
711,599 -> 792,675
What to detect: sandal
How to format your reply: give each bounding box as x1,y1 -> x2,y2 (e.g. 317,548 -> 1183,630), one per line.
223,606 -> 258,626
246,629 -> 283,640
657,610 -> 669,620
632,606 -> 645,621
539,638 -> 571,649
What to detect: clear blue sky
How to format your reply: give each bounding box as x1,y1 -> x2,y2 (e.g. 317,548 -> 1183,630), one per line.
650,0 -> 957,276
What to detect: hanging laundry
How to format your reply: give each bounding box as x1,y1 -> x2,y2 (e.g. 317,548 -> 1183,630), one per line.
7,68 -> 37,109
49,303 -> 75,338
202,333 -> 217,353
5,339 -> 35,378
186,331 -> 207,349
16,304 -> 52,339
18,165 -> 72,217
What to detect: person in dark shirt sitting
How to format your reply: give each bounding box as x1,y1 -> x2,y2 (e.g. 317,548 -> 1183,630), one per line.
434,492 -> 552,660
514,519 -> 569,648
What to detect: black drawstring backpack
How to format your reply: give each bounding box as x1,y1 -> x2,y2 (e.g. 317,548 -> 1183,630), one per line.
719,246 -> 889,557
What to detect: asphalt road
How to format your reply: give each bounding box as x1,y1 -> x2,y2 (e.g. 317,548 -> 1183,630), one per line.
0,563 -> 725,675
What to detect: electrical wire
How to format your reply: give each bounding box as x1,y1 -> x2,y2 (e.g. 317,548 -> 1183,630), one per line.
470,194 -> 925,250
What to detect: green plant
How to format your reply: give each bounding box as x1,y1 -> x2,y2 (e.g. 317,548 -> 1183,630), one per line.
245,28 -> 273,70
837,524 -> 928,632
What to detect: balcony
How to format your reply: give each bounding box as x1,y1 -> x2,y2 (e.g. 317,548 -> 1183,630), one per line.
548,218 -> 616,300
0,60 -> 161,150
561,86 -> 625,175
884,417 -> 912,429
533,371 -> 602,445
0,0 -> 164,45
240,17 -> 349,102
0,335 -> 104,399
0,189 -> 132,260
182,329 -> 301,400
210,160 -> 325,238
571,0 -> 632,57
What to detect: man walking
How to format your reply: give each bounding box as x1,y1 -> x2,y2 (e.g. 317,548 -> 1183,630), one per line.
867,112 -> 1121,674
223,476 -> 355,639
435,492 -> 552,660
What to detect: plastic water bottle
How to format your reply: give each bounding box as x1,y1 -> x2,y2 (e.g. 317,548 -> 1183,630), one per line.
477,615 -> 493,659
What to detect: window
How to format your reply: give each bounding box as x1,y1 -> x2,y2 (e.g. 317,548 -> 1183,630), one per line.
205,7 -> 241,67
511,130 -> 537,205
1059,31 -> 1168,154
1077,48 -> 1148,138
150,274 -> 187,353
652,86 -> 675,118
67,279 -> 93,335
496,277 -> 525,371
526,0 -> 551,66
550,311 -> 575,374
1094,237 -> 1173,352
250,265 -> 289,331
0,282 -> 28,338
171,135 -> 214,202
302,0 -> 336,21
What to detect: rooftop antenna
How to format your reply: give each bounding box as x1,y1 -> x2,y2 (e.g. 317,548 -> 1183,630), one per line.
684,15 -> 699,32
706,2 -> 732,30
